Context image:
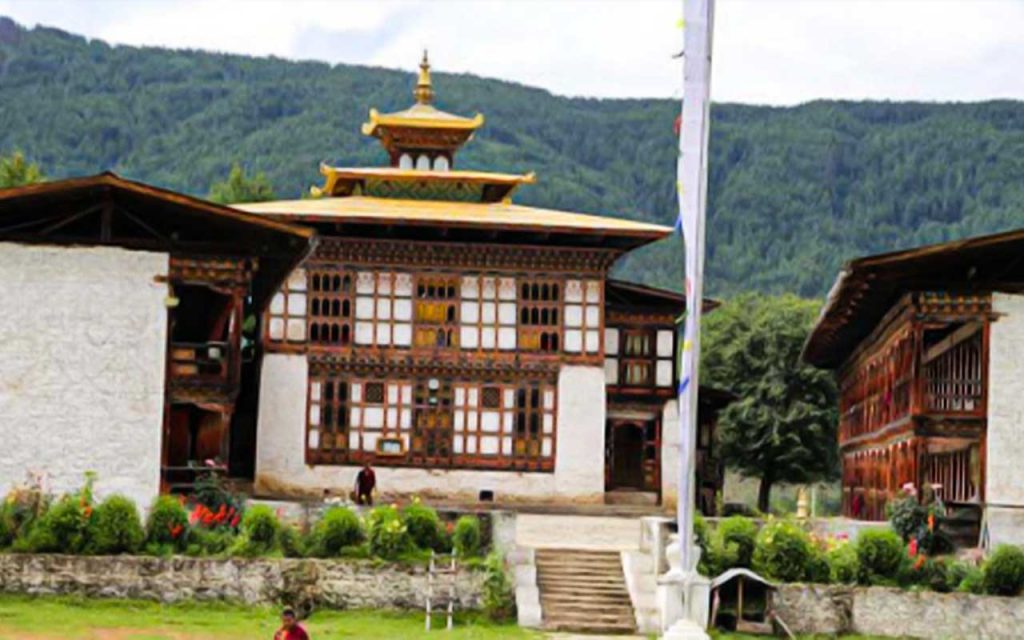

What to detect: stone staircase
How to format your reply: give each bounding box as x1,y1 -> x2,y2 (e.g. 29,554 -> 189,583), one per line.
535,548 -> 637,634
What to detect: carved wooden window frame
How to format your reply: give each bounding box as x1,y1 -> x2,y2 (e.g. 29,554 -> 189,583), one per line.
353,271 -> 414,348
308,268 -> 353,347
265,268 -> 308,346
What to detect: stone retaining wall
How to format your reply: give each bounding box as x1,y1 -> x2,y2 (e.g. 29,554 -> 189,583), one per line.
0,554 -> 484,612
775,583 -> 1024,639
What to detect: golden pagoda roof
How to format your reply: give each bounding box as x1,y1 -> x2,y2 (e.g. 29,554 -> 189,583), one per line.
234,195 -> 671,239
361,50 -> 484,137
313,164 -> 535,200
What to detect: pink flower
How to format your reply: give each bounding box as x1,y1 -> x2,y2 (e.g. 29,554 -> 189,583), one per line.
908,538 -> 919,558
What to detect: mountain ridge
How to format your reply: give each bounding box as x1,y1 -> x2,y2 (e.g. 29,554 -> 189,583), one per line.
3,17 -> 1024,297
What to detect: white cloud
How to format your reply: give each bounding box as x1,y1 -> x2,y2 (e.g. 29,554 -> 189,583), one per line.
0,0 -> 1022,104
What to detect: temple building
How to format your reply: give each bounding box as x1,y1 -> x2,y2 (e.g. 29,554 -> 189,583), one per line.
238,54 -> 727,508
0,174 -> 313,507
804,229 -> 1024,547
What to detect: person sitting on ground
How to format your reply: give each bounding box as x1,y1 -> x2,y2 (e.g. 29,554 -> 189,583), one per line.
274,607 -> 309,640
354,461 -> 376,506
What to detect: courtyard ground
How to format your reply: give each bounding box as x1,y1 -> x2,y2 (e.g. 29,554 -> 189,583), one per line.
0,595 -> 894,639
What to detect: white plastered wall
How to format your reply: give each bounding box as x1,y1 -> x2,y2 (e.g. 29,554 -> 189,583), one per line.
255,356 -> 607,504
0,243 -> 168,508
660,399 -> 680,510
985,292 -> 1024,546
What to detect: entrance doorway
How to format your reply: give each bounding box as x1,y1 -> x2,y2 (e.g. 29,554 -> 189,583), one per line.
608,421 -> 647,490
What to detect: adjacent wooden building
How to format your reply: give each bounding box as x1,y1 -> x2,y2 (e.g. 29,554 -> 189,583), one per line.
805,228 -> 1024,545
0,174 -> 313,506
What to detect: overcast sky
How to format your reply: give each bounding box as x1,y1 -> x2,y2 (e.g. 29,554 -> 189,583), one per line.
0,0 -> 1021,105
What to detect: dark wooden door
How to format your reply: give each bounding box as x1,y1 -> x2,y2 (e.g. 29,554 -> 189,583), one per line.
611,422 -> 646,489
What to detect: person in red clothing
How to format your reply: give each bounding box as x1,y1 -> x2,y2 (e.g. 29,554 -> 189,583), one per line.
274,607 -> 309,640
354,461 -> 376,506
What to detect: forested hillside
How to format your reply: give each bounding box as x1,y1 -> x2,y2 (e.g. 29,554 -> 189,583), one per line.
4,17 -> 1024,297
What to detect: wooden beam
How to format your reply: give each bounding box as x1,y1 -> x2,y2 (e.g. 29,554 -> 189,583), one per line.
922,321 -> 983,365
38,203 -> 104,236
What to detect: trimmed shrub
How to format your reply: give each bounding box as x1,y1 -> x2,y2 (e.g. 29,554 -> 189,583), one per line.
827,543 -> 859,584
957,564 -> 985,594
241,505 -> 280,548
752,519 -> 813,583
311,507 -> 364,557
185,527 -> 236,557
482,551 -> 515,621
91,495 -> 144,554
982,545 -> 1024,596
278,524 -> 307,558
367,505 -> 412,560
452,515 -> 482,558
718,516 -> 758,568
146,496 -> 189,550
29,495 -> 92,553
805,544 -> 832,584
702,532 -> 739,577
402,502 -> 446,552
855,529 -> 903,585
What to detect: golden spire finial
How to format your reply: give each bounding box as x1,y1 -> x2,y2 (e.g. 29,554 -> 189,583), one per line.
414,49 -> 434,105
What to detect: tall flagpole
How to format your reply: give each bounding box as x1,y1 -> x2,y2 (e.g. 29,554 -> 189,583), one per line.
676,0 -> 715,577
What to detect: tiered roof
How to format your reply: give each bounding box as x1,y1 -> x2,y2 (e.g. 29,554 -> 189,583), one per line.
237,53 -> 672,251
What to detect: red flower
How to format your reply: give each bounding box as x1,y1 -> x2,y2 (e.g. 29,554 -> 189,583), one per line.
908,538 -> 919,558
169,524 -> 183,539
928,513 -> 935,532
230,514 -> 240,528
913,555 -> 926,570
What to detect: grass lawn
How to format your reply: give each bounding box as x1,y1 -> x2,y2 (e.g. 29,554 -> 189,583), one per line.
0,595 -> 537,639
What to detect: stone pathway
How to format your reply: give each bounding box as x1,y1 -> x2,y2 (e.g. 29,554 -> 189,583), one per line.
515,514 -> 642,550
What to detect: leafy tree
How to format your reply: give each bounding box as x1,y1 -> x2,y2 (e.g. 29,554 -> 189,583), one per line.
207,163 -> 276,204
0,151 -> 45,188
703,294 -> 838,512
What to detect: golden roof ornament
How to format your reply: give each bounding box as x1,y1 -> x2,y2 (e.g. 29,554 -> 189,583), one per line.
414,49 -> 434,105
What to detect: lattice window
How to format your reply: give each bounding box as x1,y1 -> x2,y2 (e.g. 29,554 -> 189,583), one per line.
452,382 -> 555,466
308,269 -> 352,346
354,271 -> 413,347
266,268 -> 308,344
605,327 -> 675,388
459,275 -> 517,351
307,376 -> 350,461
411,378 -> 454,463
519,280 -> 561,353
414,276 -> 460,348
564,279 -> 601,354
347,379 -> 414,455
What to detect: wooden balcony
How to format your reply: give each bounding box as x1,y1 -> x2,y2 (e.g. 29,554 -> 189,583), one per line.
839,321 -> 986,448
170,341 -> 234,382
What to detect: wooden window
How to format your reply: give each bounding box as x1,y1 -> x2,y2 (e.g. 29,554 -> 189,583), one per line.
518,280 -> 561,353
348,379 -> 413,455
564,279 -> 602,354
414,276 -> 460,348
308,269 -> 352,346
266,268 -> 308,344
460,275 -> 517,352
307,376 -> 350,462
452,381 -> 555,468
307,374 -> 556,472
354,271 -> 413,348
606,327 -> 675,388
411,378 -> 454,464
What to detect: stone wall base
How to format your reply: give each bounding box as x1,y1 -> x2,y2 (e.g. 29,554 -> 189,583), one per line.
0,554 -> 484,613
774,583 -> 1024,639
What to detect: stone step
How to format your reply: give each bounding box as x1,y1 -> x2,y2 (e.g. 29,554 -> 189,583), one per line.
537,567 -> 625,577
544,593 -> 630,602
534,545 -> 635,634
